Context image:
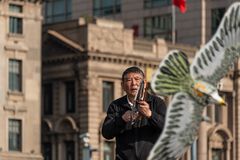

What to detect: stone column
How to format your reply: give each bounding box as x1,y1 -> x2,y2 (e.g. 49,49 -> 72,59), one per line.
88,73 -> 101,160
198,122 -> 208,160
226,140 -> 232,160
233,60 -> 240,160
201,0 -> 206,46
208,142 -> 212,160
78,62 -> 89,160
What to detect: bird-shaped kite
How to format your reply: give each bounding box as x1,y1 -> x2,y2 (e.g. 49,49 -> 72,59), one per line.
148,2 -> 240,160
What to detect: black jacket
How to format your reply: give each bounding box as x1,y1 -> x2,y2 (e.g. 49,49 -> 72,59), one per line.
102,93 -> 166,160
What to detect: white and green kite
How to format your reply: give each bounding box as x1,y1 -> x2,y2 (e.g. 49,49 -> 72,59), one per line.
149,2 -> 240,160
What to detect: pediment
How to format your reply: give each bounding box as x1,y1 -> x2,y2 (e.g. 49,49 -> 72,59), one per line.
42,30 -> 84,59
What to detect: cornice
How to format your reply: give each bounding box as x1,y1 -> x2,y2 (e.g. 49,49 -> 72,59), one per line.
88,52 -> 159,68
42,53 -> 87,65
43,50 -> 160,68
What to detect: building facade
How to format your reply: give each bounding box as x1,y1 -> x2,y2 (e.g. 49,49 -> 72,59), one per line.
42,17 -> 239,160
42,0 -> 236,46
0,0 -> 43,160
41,0 -> 240,160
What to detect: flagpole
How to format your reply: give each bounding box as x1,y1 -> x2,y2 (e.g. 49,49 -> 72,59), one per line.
172,4 -> 176,44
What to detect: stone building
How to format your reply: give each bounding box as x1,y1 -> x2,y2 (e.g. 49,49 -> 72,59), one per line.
42,0 -> 236,46
41,0 -> 240,160
41,18 -> 196,160
0,0 -> 43,160
42,17 -> 238,160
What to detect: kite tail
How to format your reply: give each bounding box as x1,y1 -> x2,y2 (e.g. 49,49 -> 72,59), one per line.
151,50 -> 192,96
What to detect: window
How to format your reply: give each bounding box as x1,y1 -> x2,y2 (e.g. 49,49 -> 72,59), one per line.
9,4 -> 23,34
65,81 -> 75,113
43,143 -> 52,160
144,0 -> 171,8
132,25 -> 139,37
9,17 -> 22,34
65,141 -> 75,160
103,141 -> 115,160
102,81 -> 114,112
9,59 -> 22,92
93,0 -> 121,16
215,104 -> 222,123
9,119 -> 22,151
211,8 -> 225,35
144,15 -> 172,40
43,83 -> 53,115
212,148 -> 225,160
191,140 -> 198,160
225,92 -> 233,131
45,0 -> 72,23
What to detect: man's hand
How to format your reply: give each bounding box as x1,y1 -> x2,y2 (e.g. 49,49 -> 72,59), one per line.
122,110 -> 139,122
138,100 -> 152,118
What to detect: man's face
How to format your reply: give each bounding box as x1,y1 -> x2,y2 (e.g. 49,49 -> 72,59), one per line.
122,72 -> 144,99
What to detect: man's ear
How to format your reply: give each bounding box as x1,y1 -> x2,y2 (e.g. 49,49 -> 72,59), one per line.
121,81 -> 127,93
121,81 -> 124,89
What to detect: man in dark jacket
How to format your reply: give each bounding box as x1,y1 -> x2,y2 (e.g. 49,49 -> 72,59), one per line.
102,66 -> 167,160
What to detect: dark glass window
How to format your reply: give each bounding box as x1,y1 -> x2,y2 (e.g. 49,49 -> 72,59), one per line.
9,4 -> 23,13
191,140 -> 198,160
102,81 -> 114,112
225,92 -> 233,131
65,81 -> 75,113
215,104 -> 222,123
9,4 -> 23,34
43,143 -> 52,160
212,148 -> 225,160
43,83 -> 53,115
144,0 -> 171,8
103,141 -> 115,160
93,0 -> 121,16
9,119 -> 22,151
144,14 -> 172,40
211,8 -> 225,35
45,0 -> 72,23
9,17 -> 23,34
65,141 -> 75,160
132,25 -> 139,37
9,59 -> 22,92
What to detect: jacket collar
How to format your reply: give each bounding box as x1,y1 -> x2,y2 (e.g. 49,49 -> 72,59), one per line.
122,92 -> 153,109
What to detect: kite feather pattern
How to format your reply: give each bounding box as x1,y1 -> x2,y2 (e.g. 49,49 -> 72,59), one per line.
148,2 -> 240,160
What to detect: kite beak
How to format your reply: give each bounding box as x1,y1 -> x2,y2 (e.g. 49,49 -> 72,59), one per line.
218,97 -> 226,106
211,92 -> 226,106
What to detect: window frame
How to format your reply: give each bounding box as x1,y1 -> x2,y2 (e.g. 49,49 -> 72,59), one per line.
93,0 -> 121,16
211,8 -> 225,35
8,119 -> 22,151
45,0 -> 72,23
102,81 -> 114,112
43,142 -> 52,160
43,83 -> 53,115
65,81 -> 76,113
65,141 -> 75,160
8,59 -> 22,92
8,3 -> 23,35
144,0 -> 171,9
212,148 -> 226,160
144,14 -> 172,40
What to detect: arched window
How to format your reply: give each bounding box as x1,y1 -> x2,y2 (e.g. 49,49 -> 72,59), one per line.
208,127 -> 233,160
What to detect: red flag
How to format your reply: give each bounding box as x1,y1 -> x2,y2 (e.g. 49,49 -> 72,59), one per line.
173,0 -> 186,13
